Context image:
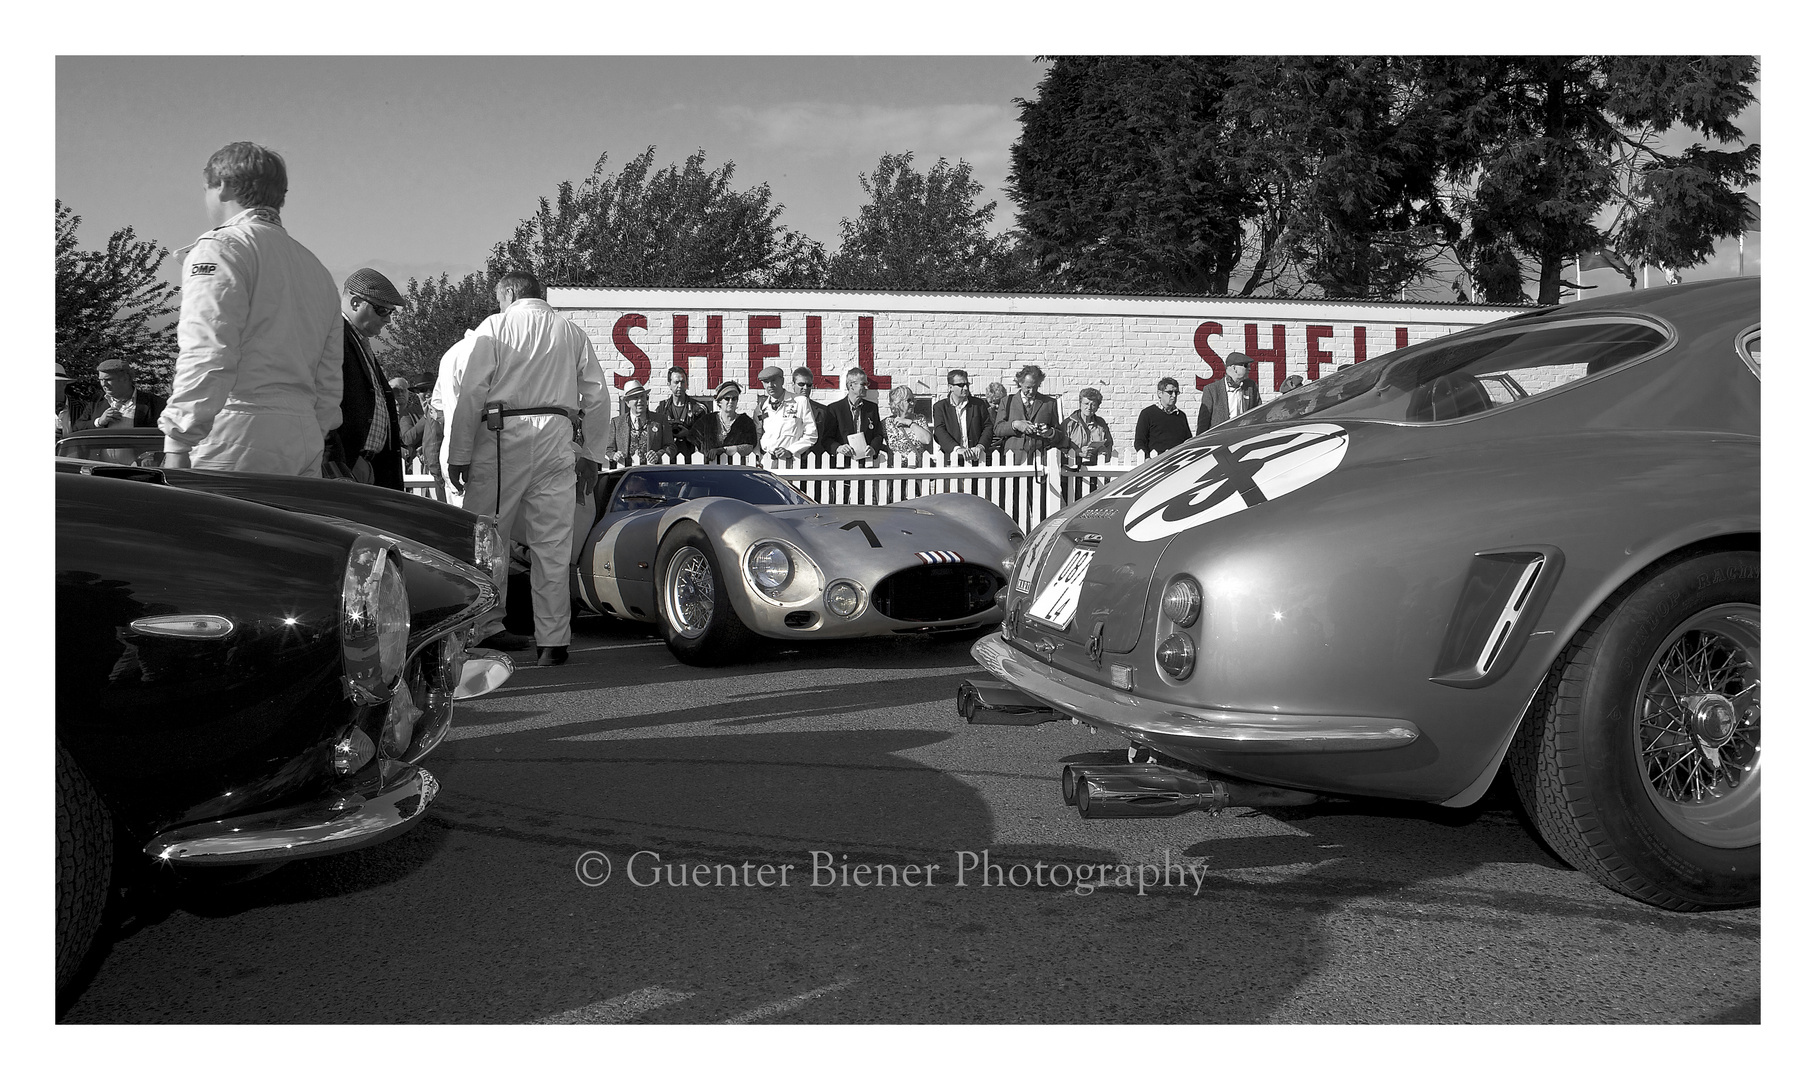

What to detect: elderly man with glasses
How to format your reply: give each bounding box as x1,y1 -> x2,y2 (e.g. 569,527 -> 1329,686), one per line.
160,141 -> 344,475
1134,376 -> 1193,457
324,267 -> 409,489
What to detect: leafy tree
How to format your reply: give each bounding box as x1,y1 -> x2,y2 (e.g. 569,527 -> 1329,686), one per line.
376,271 -> 499,385
55,200 -> 179,392
1008,57 -> 1458,299
1243,57 -> 1461,299
827,152 -> 1035,290
488,146 -> 826,288
1436,55 -> 1758,305
1008,57 -> 1257,295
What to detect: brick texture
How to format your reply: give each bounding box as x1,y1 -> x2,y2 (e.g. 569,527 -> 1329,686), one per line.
551,290 -> 1518,444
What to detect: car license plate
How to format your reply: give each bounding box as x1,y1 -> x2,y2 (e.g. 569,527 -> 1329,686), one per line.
1027,546 -> 1093,630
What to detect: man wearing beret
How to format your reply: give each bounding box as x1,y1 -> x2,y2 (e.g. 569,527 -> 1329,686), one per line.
324,267 -> 408,489
160,141 -> 343,475
1197,351 -> 1262,435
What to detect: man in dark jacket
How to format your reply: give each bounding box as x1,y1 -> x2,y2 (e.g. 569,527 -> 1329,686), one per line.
324,267 -> 407,489
994,364 -> 1062,462
74,358 -> 166,430
791,366 -> 837,461
825,367 -> 884,463
1196,351 -> 1263,434
931,367 -> 992,464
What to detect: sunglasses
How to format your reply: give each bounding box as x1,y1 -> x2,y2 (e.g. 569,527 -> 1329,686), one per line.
950,381 -> 970,388
1160,388 -> 1179,395
365,302 -> 395,318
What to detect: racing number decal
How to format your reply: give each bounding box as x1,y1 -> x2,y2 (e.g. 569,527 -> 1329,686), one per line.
840,519 -> 883,548
1122,424 -> 1349,542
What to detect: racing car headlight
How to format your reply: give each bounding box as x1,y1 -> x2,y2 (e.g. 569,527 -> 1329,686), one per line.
474,514 -> 508,599
341,535 -> 410,704
1157,632 -> 1196,681
747,541 -> 795,595
1160,575 -> 1202,628
825,580 -> 865,619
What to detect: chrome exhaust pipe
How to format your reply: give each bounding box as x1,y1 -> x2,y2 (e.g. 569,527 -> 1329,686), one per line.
1072,765 -> 1321,819
1062,761 -> 1187,806
957,679 -> 1062,726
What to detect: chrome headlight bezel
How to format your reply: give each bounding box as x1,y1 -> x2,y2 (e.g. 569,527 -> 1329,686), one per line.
825,580 -> 866,619
474,514 -> 509,600
341,534 -> 410,704
746,541 -> 795,596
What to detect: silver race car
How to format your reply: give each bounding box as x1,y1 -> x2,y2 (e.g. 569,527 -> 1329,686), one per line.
573,465 -> 1026,664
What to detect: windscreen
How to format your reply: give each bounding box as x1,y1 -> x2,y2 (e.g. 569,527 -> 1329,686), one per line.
1225,317 -> 1670,429
609,469 -> 813,512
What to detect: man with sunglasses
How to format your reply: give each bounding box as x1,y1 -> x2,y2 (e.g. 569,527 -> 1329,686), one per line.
931,367 -> 991,464
1134,376 -> 1192,457
323,267 -> 409,488
160,141 -> 343,475
791,366 -> 836,462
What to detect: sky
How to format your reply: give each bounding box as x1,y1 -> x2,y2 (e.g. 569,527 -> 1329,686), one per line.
56,56 -> 1045,294
56,53 -> 1760,303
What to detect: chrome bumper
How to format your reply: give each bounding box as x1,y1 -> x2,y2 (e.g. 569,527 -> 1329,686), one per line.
144,766 -> 439,866
969,633 -> 1420,753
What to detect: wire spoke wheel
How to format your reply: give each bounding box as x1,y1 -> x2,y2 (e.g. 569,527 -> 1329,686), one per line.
1634,603 -> 1760,847
664,547 -> 714,639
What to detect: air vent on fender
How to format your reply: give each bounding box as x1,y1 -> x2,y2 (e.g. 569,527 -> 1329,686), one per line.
1429,547 -> 1563,688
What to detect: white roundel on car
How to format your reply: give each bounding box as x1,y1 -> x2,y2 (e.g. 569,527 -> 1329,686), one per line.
1122,424 -> 1349,542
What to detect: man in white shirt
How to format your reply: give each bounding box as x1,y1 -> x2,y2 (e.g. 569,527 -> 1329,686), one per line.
754,364 -> 818,463
159,141 -> 343,475
447,271 -> 612,666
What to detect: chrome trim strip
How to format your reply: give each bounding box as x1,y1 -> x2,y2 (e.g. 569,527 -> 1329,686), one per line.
971,634 -> 1419,752
144,767 -> 439,866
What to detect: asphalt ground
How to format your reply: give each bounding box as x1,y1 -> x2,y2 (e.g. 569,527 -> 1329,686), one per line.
60,612 -> 1759,1026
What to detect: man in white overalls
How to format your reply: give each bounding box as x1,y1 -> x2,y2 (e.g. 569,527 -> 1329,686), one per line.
447,272 -> 611,667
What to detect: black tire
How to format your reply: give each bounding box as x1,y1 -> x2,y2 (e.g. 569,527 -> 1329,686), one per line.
1508,550 -> 1759,910
653,523 -> 758,666
57,744 -> 113,992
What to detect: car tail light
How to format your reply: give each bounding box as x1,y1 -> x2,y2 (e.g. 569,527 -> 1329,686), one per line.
341,535 -> 410,704
1160,575 -> 1202,628
1157,633 -> 1196,681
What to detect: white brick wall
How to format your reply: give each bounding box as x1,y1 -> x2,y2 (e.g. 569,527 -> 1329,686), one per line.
548,288 -> 1520,442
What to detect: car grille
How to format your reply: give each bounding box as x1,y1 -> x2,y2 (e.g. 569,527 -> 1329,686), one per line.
873,564 -> 1002,622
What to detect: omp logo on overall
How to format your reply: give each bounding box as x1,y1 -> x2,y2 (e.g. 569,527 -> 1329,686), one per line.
1119,424 -> 1348,542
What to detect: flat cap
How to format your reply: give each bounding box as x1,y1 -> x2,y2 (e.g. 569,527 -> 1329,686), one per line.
344,267 -> 408,309
1224,351 -> 1254,369
95,358 -> 131,375
756,365 -> 785,383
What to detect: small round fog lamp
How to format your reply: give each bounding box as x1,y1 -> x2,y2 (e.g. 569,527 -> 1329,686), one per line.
826,581 -> 863,618
1157,632 -> 1197,680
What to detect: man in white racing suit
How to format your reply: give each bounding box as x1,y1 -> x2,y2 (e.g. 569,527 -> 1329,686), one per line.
159,141 -> 343,474
448,271 -> 611,666
754,363 -> 819,464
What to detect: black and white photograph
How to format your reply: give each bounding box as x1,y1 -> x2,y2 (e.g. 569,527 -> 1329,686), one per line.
38,9 -> 1785,1058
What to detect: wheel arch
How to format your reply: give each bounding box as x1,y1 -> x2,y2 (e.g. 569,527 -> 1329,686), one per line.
1442,527 -> 1759,807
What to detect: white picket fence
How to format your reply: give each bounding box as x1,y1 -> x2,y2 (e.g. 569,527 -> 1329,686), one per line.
405,447 -> 1156,531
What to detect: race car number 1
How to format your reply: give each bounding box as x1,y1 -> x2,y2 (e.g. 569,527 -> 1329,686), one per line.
1027,546 -> 1093,630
